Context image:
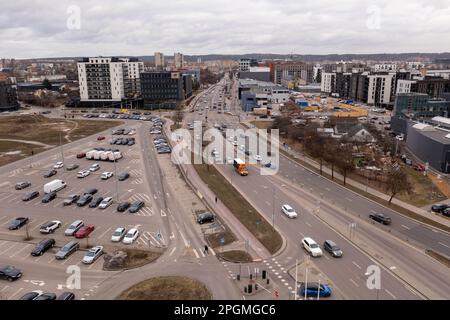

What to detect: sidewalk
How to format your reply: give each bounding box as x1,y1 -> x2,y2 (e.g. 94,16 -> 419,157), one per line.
164,120 -> 272,261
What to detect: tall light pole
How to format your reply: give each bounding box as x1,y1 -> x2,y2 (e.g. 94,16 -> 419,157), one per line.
272,187 -> 275,228
59,132 -> 65,165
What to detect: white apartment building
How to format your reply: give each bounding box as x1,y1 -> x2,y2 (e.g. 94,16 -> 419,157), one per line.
77,57 -> 143,102
174,52 -> 184,69
154,52 -> 165,69
321,72 -> 336,93
367,73 -> 395,105
372,63 -> 397,72
239,59 -> 251,72
396,79 -> 417,94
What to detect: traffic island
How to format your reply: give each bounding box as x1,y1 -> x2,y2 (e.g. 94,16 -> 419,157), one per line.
103,248 -> 163,271
234,268 -> 273,297
117,276 -> 212,300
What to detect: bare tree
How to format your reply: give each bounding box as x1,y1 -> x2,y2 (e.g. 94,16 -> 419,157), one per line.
385,167 -> 412,204
335,144 -> 355,185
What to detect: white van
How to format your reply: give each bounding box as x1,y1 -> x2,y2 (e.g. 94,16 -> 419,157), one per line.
43,179 -> 66,194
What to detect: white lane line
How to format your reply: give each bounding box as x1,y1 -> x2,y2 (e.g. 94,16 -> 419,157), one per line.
305,221 -> 312,227
438,242 -> 450,249
299,231 -> 305,237
10,244 -> 32,258
401,225 -> 411,230
0,243 -> 19,255
345,197 -> 353,202
385,289 -> 397,299
352,261 -> 362,269
8,288 -> 24,300
0,285 -> 9,292
198,248 -> 206,258
98,227 -> 112,240
349,278 -> 359,287
193,248 -> 200,259
169,247 -> 176,257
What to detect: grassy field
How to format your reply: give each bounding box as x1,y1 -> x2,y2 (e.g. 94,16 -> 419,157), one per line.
0,115 -> 122,166
219,250 -> 253,263
117,276 -> 212,300
193,163 -> 282,254
250,120 -> 273,130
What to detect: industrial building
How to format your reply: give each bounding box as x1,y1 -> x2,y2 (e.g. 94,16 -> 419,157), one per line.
238,79 -> 290,111
238,66 -> 271,82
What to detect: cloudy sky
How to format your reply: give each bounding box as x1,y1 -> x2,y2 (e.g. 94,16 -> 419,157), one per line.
1,0 -> 450,58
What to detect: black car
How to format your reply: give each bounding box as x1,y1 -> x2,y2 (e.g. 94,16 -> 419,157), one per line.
19,291 -> 41,300
63,194 -> 80,206
77,194 -> 93,207
323,240 -> 343,258
15,181 -> 31,190
129,201 -> 144,213
31,239 -> 55,256
83,189 -> 97,196
0,265 -> 22,281
89,197 -> 104,208
66,164 -> 79,171
8,217 -> 29,230
35,292 -> 57,300
44,169 -> 57,178
42,191 -> 57,203
56,292 -> 75,300
118,172 -> 130,181
441,208 -> 450,217
369,213 -> 392,225
117,201 -> 131,212
128,140 -> 135,146
197,212 -> 215,224
431,204 -> 449,213
22,191 -> 39,201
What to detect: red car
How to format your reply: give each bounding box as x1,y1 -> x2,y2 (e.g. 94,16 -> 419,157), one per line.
97,136 -> 105,141
413,163 -> 425,172
74,225 -> 95,238
76,152 -> 86,159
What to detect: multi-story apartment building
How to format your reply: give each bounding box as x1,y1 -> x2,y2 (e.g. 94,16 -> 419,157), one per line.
174,53 -> 184,69
154,52 -> 165,69
367,73 -> 396,106
270,61 -> 314,85
77,57 -> 143,102
321,72 -> 336,94
0,73 -> 19,111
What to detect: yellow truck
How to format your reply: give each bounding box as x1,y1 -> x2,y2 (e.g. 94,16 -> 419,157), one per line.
233,158 -> 248,176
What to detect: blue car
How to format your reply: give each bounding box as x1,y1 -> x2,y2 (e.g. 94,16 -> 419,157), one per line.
299,282 -> 332,298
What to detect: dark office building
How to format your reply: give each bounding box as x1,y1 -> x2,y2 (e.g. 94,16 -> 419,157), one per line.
414,76 -> 450,98
140,71 -> 192,102
0,75 -> 19,111
393,93 -> 450,119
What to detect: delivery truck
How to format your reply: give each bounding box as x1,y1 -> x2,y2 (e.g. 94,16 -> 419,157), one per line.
233,158 -> 248,176
44,179 -> 66,194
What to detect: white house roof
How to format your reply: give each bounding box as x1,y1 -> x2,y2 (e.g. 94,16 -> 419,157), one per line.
412,123 -> 435,131
431,116 -> 450,126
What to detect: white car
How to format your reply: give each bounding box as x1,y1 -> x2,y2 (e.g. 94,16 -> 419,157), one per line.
53,161 -> 64,169
281,204 -> 298,218
39,220 -> 62,234
123,228 -> 139,244
99,197 -> 113,209
101,172 -> 113,180
254,155 -> 262,162
111,227 -> 126,242
90,163 -> 100,172
301,237 -> 323,257
82,246 -> 103,264
77,170 -> 90,178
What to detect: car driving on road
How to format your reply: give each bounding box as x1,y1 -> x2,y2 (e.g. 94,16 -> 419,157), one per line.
369,213 -> 392,225
301,237 -> 323,257
118,172 -> 130,181
281,204 -> 298,218
323,240 -> 343,258
298,282 -> 332,298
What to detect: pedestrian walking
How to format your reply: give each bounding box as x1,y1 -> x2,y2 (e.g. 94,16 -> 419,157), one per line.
215,196 -> 218,203
204,245 -> 209,255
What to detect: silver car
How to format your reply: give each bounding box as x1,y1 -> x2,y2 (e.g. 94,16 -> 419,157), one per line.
55,241 -> 79,260
64,220 -> 84,236
82,246 -> 103,264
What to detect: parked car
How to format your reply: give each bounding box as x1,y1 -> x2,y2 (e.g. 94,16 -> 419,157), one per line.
77,170 -> 90,178
31,239 -> 56,256
77,194 -> 93,207
53,161 -> 64,169
118,172 -> 130,181
82,246 -> 103,264
74,225 -> 95,239
117,201 -> 131,212
63,194 -> 80,206
56,292 -> 75,300
281,204 -> 298,218
34,292 -> 57,300
90,163 -> 100,172
0,265 -> 22,281
101,172 -> 113,180
111,227 -> 126,242
99,197 -> 113,209
442,208 -> 450,217
84,188 -> 98,195
15,181 -> 31,190
76,152 -> 86,159
323,240 -> 343,258
129,201 -> 144,213
301,237 -> 323,257
42,191 -> 57,203
369,213 -> 392,225
298,282 -> 332,298
64,220 -> 84,236
123,228 -> 139,244
97,136 -> 105,141
254,154 -> 262,162
19,291 -> 43,300
66,164 -> 79,171
39,220 -> 61,234
89,197 -> 104,208
196,212 -> 214,224
8,217 -> 29,230
431,204 -> 449,213
22,191 -> 39,201
55,241 -> 79,260
44,169 -> 57,178
413,163 -> 425,172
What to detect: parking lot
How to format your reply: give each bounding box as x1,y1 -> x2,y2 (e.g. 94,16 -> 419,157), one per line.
0,120 -> 169,299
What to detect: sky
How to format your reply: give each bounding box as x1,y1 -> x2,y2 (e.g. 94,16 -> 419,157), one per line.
1,0 -> 450,59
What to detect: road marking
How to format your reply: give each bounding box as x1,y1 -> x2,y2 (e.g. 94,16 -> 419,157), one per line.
305,221 -> 312,227
0,285 -> 9,292
401,225 -> 411,230
349,278 -> 359,287
10,244 -> 32,258
352,261 -> 362,269
8,288 -> 24,300
298,231 -> 305,237
161,209 -> 167,217
385,289 -> 397,299
193,248 -> 200,259
199,248 -> 206,258
389,266 -> 397,270
98,227 -> 112,240
0,243 -> 18,255
438,242 -> 450,249
345,197 -> 353,202
169,247 -> 176,257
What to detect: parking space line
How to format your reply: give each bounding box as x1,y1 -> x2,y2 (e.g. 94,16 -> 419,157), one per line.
0,216 -> 8,224
98,227 -> 111,240
8,288 -> 24,300
0,242 -> 19,255
0,285 -> 9,292
192,248 -> 200,259
10,244 -> 32,258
